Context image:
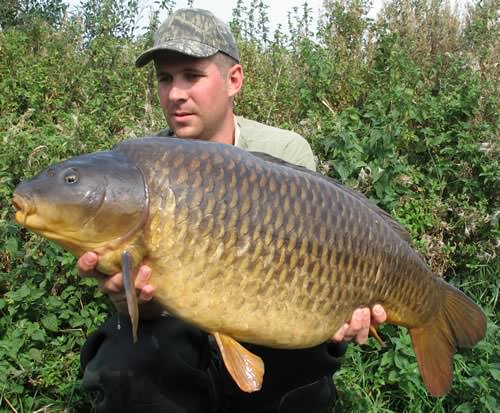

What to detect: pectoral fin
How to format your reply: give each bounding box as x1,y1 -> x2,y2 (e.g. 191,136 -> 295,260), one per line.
122,250 -> 139,343
213,332 -> 264,393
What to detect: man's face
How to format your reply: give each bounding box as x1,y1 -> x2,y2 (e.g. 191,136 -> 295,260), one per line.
155,53 -> 240,142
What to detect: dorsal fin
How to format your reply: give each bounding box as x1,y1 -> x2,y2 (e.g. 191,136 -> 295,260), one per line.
250,151 -> 412,244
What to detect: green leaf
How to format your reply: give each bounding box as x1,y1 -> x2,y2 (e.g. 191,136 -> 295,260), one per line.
483,395 -> 498,411
332,161 -> 350,181
387,370 -> 399,383
394,351 -> 408,369
31,329 -> 46,342
28,348 -> 42,362
490,367 -> 500,382
5,237 -> 18,256
41,314 -> 59,332
371,166 -> 384,183
15,284 -> 31,300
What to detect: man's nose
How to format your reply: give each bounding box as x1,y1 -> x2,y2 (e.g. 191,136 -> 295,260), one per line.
168,80 -> 188,102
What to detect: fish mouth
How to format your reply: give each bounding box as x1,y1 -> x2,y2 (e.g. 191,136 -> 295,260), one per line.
12,193 -> 34,224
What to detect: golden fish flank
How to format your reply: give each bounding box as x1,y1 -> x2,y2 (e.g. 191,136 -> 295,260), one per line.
13,136 -> 486,397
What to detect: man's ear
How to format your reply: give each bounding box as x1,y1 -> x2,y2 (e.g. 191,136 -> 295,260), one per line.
226,64 -> 244,98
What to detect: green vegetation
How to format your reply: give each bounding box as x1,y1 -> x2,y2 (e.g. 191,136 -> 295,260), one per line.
0,0 -> 498,411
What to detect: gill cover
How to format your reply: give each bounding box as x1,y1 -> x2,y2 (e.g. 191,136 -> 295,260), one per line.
14,150 -> 148,254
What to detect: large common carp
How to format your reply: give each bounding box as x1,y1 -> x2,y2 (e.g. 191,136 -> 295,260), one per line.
12,137 -> 486,396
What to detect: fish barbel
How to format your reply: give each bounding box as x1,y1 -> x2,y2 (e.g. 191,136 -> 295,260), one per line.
12,137 -> 486,395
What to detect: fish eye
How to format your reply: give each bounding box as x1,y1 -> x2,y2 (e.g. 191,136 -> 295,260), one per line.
64,170 -> 79,185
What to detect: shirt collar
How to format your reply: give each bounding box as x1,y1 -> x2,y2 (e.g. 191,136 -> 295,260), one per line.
234,115 -> 241,147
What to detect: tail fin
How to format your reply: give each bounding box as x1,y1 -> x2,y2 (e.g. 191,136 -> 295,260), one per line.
409,281 -> 486,396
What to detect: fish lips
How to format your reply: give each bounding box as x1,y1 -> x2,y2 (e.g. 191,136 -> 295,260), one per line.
12,192 -> 35,225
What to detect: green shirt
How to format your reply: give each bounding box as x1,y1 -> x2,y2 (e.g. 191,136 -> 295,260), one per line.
235,116 -> 316,172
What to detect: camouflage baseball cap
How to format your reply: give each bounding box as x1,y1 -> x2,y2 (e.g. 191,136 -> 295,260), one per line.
135,8 -> 239,67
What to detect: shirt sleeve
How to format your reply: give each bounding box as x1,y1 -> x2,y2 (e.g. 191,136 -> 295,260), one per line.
284,135 -> 317,172
236,116 -> 317,171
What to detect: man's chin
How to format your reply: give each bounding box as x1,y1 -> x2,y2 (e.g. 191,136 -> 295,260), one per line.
172,127 -> 209,141
171,123 -> 196,138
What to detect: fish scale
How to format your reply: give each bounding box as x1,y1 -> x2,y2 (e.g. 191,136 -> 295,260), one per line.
13,136 -> 486,396
134,141 -> 410,345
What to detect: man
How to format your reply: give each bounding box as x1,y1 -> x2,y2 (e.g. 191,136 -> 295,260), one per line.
79,8 -> 386,413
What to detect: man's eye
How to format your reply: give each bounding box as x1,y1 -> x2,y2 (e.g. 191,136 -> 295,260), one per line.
157,75 -> 172,84
185,73 -> 201,81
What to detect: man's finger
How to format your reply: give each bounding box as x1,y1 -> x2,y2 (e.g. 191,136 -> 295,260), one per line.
351,308 -> 368,332
332,323 -> 349,342
139,285 -> 155,303
355,328 -> 369,345
99,272 -> 125,294
355,308 -> 372,344
344,308 -> 370,343
372,304 -> 387,325
135,265 -> 154,303
77,252 -> 98,277
135,265 -> 152,289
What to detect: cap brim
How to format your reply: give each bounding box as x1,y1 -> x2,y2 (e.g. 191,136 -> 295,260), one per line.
135,40 -> 219,67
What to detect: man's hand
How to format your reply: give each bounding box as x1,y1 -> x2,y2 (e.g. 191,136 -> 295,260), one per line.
332,304 -> 387,344
77,252 -> 155,304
